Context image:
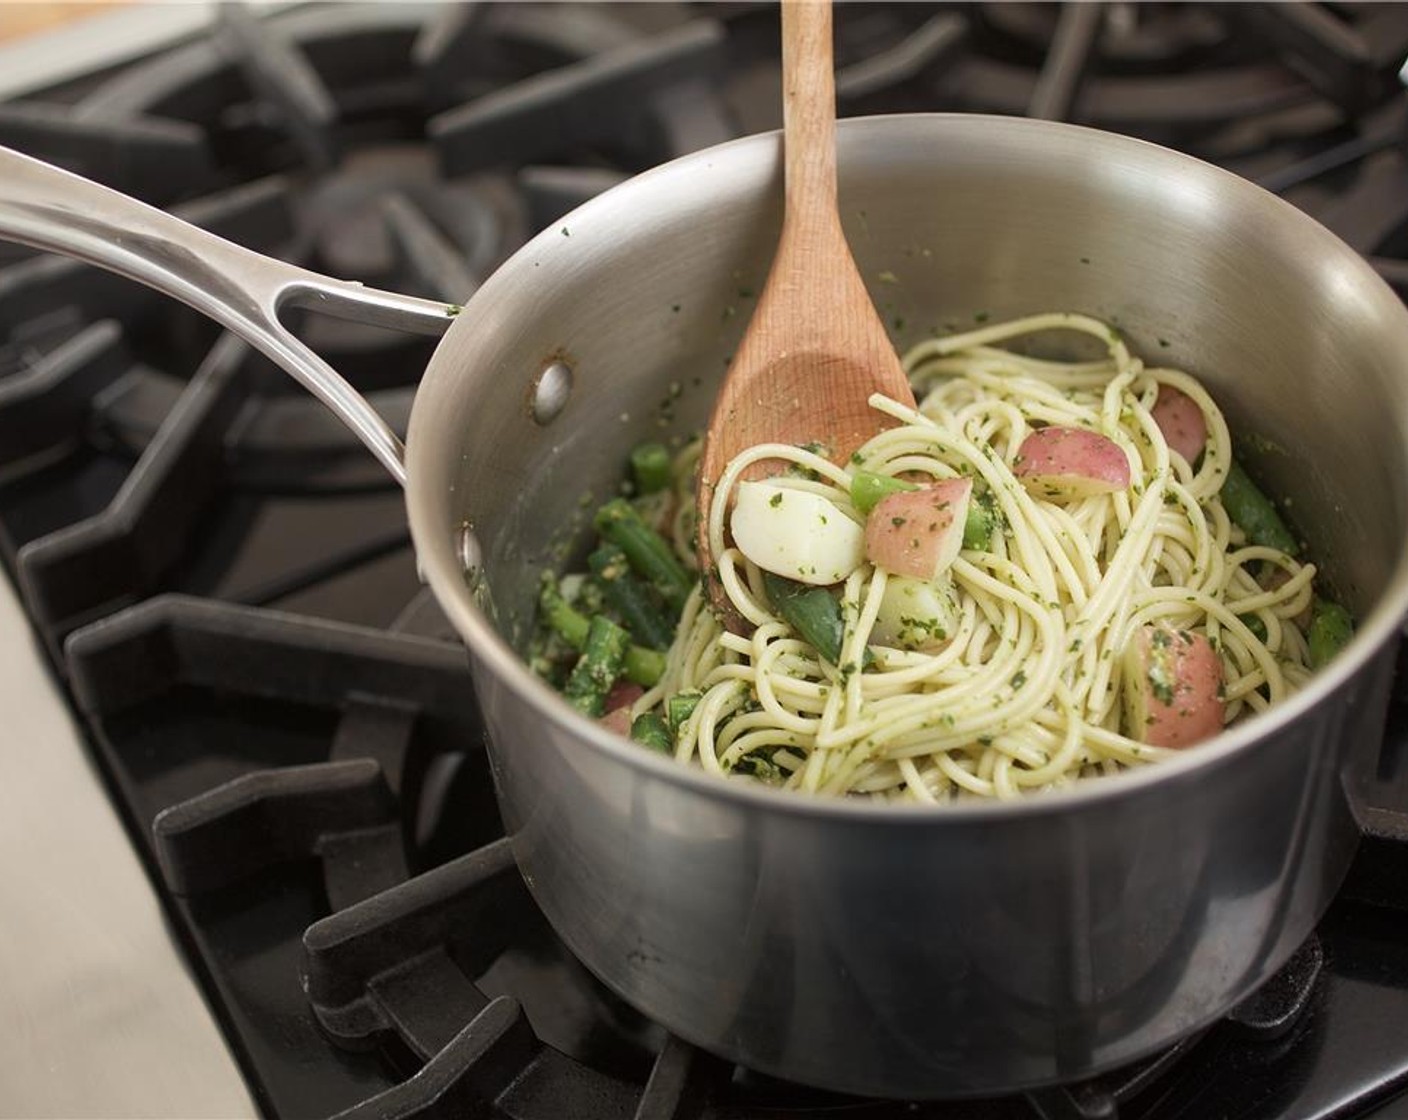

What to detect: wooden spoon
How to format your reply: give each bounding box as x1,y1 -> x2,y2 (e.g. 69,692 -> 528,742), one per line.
695,0 -> 916,622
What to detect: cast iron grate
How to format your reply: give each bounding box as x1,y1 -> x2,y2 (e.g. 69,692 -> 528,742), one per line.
63,576 -> 1408,1119
65,586 -> 1342,1120
2,3 -> 1408,1119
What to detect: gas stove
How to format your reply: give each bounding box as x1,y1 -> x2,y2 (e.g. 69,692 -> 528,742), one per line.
2,3 -> 1408,1118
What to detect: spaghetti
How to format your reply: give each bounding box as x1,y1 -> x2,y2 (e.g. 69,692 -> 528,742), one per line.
631,312 -> 1321,801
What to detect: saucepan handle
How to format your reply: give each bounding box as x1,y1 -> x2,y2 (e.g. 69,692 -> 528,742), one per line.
0,145 -> 459,487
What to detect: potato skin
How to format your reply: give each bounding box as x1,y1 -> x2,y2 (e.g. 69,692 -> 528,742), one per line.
1014,426 -> 1131,500
1126,623 -> 1225,749
1150,385 -> 1208,466
866,478 -> 973,580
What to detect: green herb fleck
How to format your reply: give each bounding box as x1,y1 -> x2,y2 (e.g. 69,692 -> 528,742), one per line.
1148,666 -> 1176,706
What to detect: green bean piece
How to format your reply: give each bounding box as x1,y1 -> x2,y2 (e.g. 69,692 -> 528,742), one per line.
539,578 -> 667,687
563,615 -> 631,716
1308,599 -> 1354,668
595,498 -> 694,614
963,489 -> 1002,551
1221,459 -> 1299,556
588,545 -> 675,650
629,442 -> 673,495
630,712 -> 673,753
623,647 -> 667,690
763,571 -> 845,665
1237,613 -> 1269,643
733,749 -> 781,781
539,576 -> 589,647
667,691 -> 703,735
850,470 -> 917,514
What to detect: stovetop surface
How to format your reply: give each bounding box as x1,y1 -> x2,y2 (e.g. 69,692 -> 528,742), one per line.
3,3 -> 1408,1118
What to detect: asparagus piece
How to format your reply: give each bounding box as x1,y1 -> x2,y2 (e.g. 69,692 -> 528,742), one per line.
588,545 -> 675,650
595,498 -> 693,614
629,442 -> 673,495
1221,459 -> 1299,556
539,578 -> 667,687
630,712 -> 672,753
563,615 -> 631,716
1307,599 -> 1354,668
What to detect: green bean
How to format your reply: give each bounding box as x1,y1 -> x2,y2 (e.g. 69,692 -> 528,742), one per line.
540,576 -> 589,645
629,442 -> 673,495
539,578 -> 666,687
667,691 -> 702,735
588,545 -> 674,650
1237,613 -> 1269,643
963,489 -> 1002,551
625,648 -> 667,689
630,712 -> 672,753
563,615 -> 631,716
595,498 -> 693,614
850,470 -> 917,514
732,749 -> 781,781
763,572 -> 845,665
1222,459 -> 1299,556
1308,599 -> 1354,668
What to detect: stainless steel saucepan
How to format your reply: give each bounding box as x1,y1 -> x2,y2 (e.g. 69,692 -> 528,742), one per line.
2,115 -> 1407,1098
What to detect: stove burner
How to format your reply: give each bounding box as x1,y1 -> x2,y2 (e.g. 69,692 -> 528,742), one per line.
979,3 -> 1226,70
431,19 -> 731,174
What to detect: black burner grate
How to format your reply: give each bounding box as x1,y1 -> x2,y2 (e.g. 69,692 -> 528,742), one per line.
57,573 -> 1390,1120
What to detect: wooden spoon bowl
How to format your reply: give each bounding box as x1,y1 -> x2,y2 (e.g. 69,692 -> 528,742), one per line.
695,0 -> 916,623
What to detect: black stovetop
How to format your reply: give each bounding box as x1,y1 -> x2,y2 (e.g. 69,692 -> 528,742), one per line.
2,4 -> 1408,1118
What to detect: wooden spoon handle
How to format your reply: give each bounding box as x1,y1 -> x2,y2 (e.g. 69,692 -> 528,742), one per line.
781,0 -> 839,237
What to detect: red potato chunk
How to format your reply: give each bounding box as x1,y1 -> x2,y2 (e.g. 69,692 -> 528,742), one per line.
865,478 -> 972,580
1014,426 -> 1130,501
598,681 -> 644,737
599,706 -> 633,737
604,680 -> 643,712
1124,623 -> 1225,749
1150,385 -> 1208,466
